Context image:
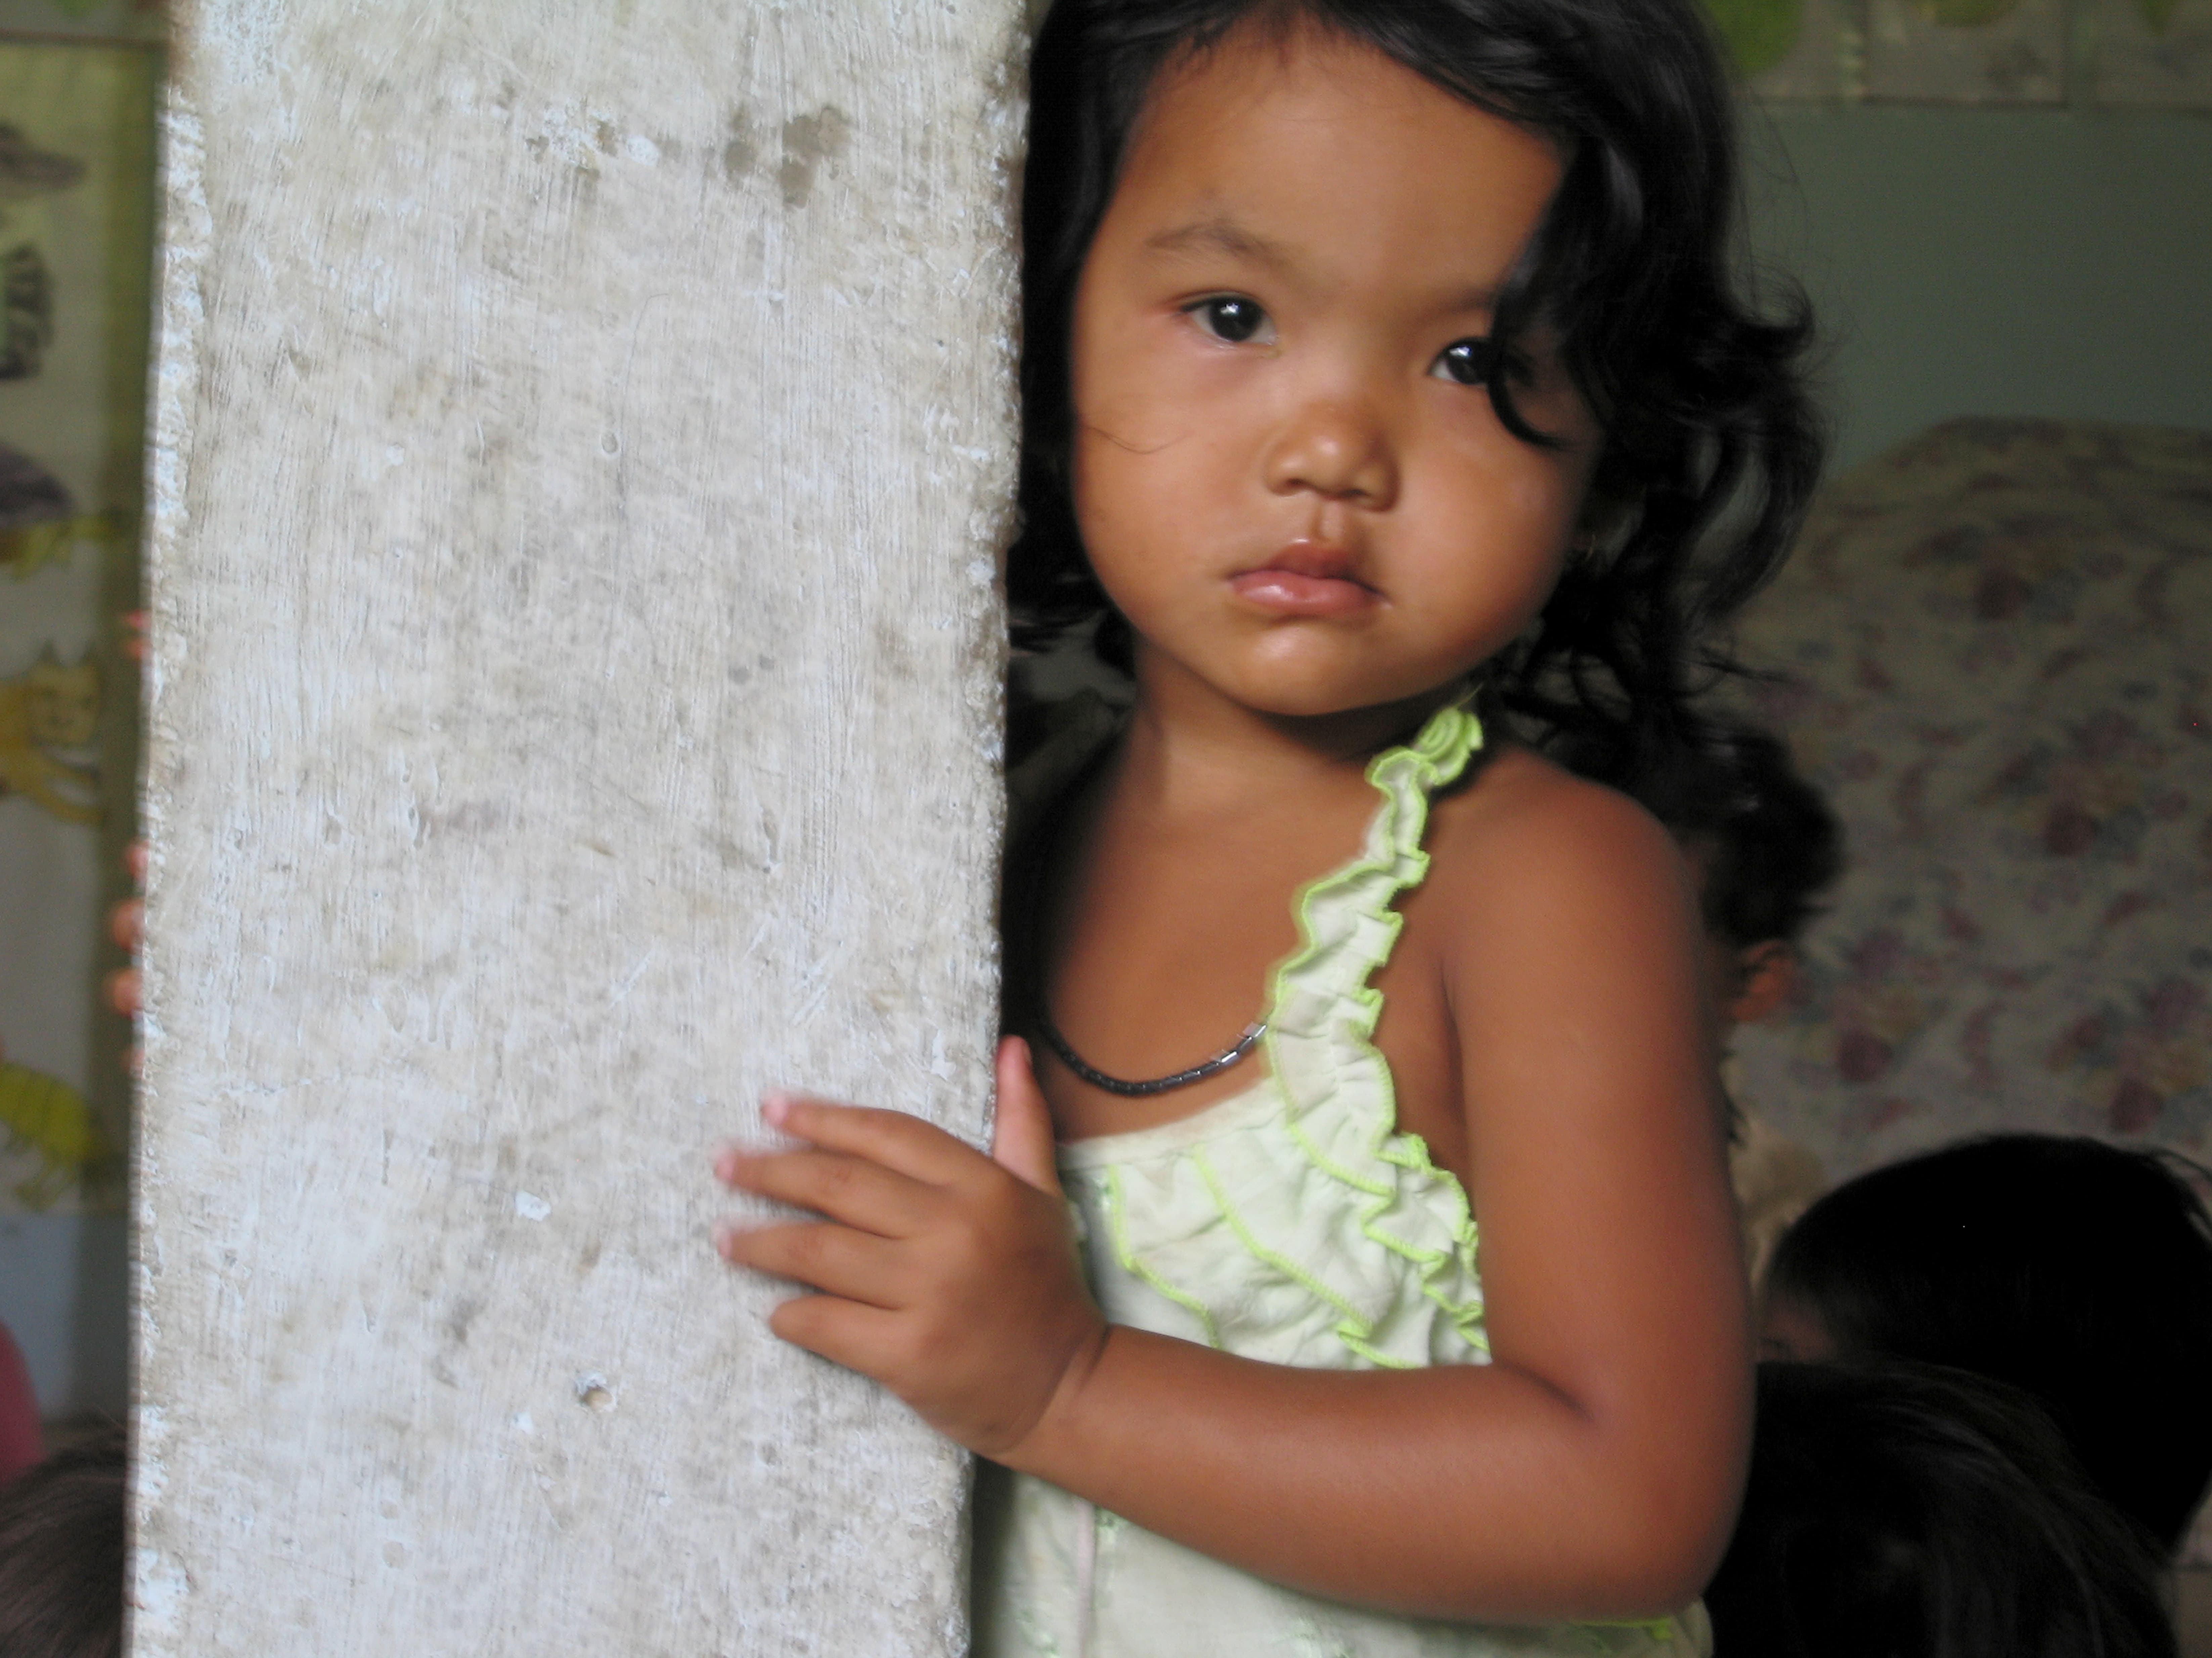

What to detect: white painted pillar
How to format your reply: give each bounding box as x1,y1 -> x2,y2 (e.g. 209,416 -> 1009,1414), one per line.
134,5 -> 1021,1651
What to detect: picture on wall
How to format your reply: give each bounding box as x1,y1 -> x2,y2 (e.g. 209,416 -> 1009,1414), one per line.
0,32 -> 156,1216
0,0 -> 160,43
1703,0 -> 2212,103
2093,0 -> 2212,106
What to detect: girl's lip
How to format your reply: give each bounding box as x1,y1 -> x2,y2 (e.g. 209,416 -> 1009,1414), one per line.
1227,567 -> 1378,617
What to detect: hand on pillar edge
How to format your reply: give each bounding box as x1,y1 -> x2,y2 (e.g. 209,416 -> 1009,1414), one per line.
106,839 -> 147,1077
711,1035 -> 1109,1459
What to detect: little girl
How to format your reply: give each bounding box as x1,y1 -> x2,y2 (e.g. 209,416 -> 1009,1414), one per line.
715,0 -> 1820,1652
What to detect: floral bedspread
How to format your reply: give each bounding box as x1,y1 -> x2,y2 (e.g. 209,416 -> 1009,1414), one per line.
1728,417 -> 2212,1182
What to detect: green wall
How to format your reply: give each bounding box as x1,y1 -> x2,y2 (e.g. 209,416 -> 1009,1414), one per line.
1743,106 -> 2212,472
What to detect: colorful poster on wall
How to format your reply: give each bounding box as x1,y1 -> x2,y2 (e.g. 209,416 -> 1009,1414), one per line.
2092,0 -> 2212,104
1709,0 -> 1866,97
1704,0 -> 2212,103
1863,0 -> 2068,100
0,1 -> 160,43
0,37 -> 156,1216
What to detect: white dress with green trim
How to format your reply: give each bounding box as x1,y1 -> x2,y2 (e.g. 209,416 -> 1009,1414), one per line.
972,697 -> 1711,1658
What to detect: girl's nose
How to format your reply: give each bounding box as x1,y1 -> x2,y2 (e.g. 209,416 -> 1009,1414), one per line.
1262,398 -> 1400,509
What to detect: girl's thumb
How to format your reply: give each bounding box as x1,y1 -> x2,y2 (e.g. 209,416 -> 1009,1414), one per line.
991,1036 -> 1061,1195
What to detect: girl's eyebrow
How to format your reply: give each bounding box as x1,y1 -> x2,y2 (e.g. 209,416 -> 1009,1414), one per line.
1435,281 -> 1505,316
1144,215 -> 1295,272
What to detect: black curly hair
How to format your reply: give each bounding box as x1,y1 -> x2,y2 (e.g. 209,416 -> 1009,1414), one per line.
0,1422 -> 126,1658
1768,1135 -> 2212,1556
1010,0 -> 1823,758
1707,1361 -> 2178,1658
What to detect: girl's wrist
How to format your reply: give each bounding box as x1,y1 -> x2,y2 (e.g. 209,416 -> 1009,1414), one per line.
989,1318 -> 1115,1475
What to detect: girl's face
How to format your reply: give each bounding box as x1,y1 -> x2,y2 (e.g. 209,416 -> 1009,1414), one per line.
1071,21 -> 1599,720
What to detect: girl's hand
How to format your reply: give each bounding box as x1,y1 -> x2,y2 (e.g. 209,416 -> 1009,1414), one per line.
713,1038 -> 1106,1459
106,840 -> 147,1077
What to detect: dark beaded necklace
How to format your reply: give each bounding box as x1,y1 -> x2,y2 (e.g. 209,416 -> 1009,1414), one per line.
1022,746 -> 1266,1099
1034,1008 -> 1266,1098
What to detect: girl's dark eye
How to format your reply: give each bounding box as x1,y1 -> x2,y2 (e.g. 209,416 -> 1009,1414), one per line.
1431,337 -> 1498,388
1190,296 -> 1269,345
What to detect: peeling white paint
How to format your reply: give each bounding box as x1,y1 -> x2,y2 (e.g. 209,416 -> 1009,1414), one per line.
131,1547 -> 190,1636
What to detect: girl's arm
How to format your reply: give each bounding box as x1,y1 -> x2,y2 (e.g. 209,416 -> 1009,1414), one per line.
718,775 -> 1748,1622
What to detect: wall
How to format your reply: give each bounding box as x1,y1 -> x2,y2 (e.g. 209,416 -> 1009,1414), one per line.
134,2 -> 1021,1651
0,1213 -> 126,1416
1744,105 -> 2212,471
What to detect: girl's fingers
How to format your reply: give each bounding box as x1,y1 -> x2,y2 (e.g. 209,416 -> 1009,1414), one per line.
764,1293 -> 902,1377
109,896 -> 143,953
717,1219 -> 905,1307
760,1094 -> 988,1187
716,1146 -> 934,1236
990,1037 -> 1063,1197
105,967 -> 140,1018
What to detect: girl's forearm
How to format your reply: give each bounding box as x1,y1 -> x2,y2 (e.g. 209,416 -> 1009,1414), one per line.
714,1081 -> 1746,1620
1001,1325 -> 1736,1623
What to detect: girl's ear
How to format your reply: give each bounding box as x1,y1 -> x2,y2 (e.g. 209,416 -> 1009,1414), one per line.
1725,941 -> 1798,1027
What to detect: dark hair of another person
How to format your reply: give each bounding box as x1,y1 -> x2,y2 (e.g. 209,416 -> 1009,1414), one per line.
1012,0 -> 1824,762
0,1422 -> 126,1658
1562,716 -> 1842,948
1707,1361 -> 2177,1658
1768,1133 -> 2212,1555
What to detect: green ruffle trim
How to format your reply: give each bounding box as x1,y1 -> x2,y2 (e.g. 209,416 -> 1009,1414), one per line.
1258,691 -> 1490,1367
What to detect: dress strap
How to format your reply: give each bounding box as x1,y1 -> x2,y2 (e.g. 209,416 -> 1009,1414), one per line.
1246,689 -> 1492,1365
1264,689 -> 1486,1114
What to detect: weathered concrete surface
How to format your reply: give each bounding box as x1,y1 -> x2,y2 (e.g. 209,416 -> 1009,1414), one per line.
134,4 -> 1021,1652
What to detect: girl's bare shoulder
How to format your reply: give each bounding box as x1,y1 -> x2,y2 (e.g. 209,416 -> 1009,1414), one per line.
1418,742 -> 1697,954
